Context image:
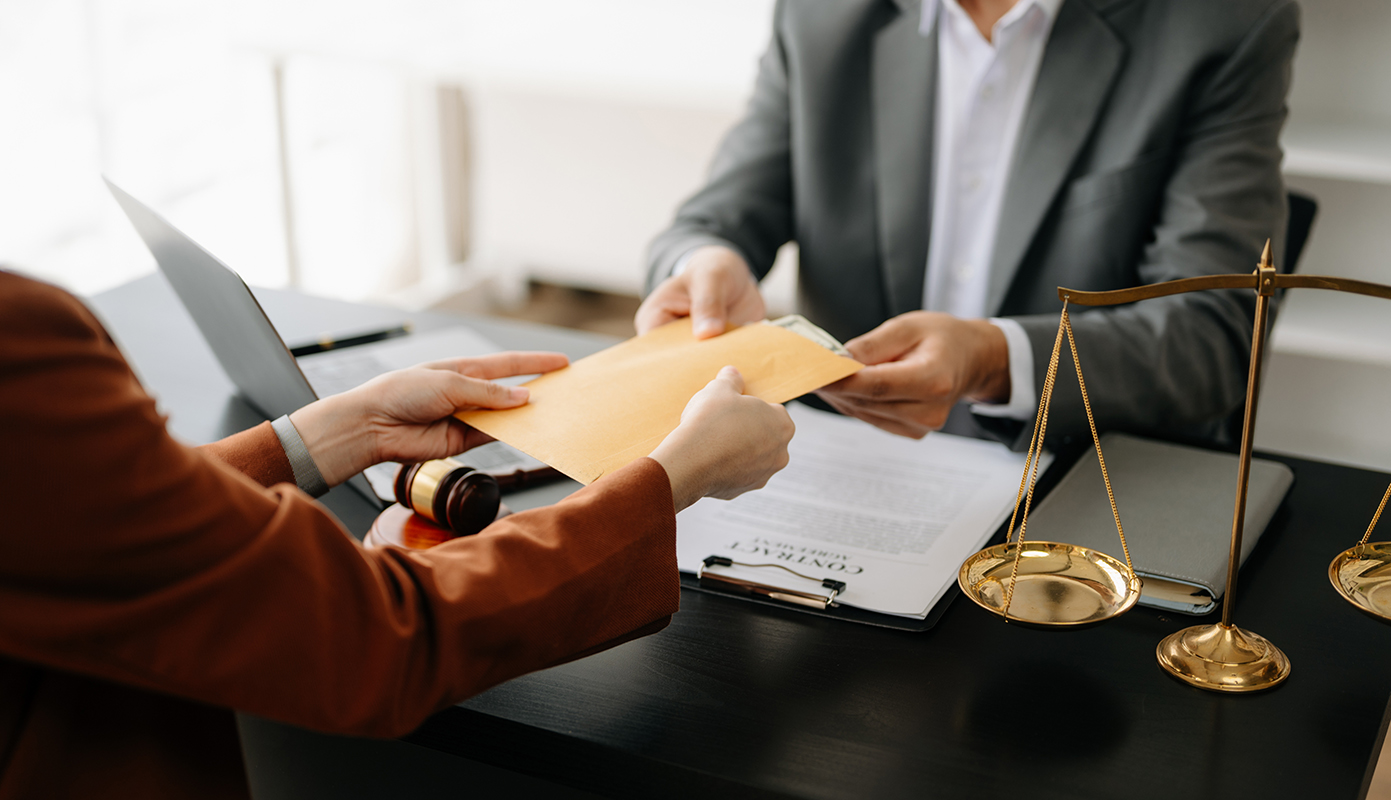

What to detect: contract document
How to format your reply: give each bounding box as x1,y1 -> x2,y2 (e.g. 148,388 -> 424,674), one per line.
676,402 -> 1050,619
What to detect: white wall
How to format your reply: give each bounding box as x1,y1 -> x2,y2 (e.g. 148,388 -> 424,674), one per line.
467,86 -> 745,298
1255,0 -> 1391,472
1,0 -> 782,305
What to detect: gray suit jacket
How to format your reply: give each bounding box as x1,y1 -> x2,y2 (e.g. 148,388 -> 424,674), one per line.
647,0 -> 1299,449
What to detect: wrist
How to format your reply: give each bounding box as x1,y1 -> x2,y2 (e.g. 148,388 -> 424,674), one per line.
289,395 -> 369,487
648,432 -> 708,513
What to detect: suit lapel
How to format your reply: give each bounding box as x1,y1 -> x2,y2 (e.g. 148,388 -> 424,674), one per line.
872,0 -> 936,318
985,0 -> 1126,315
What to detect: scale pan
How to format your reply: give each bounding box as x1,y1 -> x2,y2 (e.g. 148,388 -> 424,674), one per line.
958,541 -> 1142,628
1329,542 -> 1391,624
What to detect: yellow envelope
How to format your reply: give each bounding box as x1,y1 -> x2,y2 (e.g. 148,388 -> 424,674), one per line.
456,318 -> 863,484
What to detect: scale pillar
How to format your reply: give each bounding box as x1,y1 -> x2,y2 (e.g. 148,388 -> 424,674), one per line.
1155,242 -> 1291,693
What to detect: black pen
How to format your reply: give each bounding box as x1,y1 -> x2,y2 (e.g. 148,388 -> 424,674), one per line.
289,323 -> 412,357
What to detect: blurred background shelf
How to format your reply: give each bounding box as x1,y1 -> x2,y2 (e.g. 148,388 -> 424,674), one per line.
1269,290 -> 1391,367
1284,119 -> 1391,185
1258,0 -> 1391,478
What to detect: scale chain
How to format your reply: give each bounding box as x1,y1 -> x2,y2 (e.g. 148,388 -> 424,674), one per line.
1063,309 -> 1135,576
1002,301 -> 1069,619
1358,481 -> 1391,547
1002,314 -> 1064,546
1000,301 -> 1137,621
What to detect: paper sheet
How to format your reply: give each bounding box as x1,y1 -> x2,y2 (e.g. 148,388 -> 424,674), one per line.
456,318 -> 863,484
677,402 -> 1049,618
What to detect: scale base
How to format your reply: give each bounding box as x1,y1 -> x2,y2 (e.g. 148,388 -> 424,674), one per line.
1156,623 -> 1290,693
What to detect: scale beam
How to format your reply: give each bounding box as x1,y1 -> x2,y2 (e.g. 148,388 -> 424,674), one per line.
1059,273 -> 1391,307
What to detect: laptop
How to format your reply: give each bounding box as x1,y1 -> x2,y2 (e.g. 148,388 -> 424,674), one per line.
104,177 -> 544,507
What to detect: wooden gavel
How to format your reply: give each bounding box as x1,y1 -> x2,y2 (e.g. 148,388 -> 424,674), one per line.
367,459 -> 566,549
394,459 -> 500,537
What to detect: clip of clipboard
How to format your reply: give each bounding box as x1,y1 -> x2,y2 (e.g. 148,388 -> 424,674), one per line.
696,555 -> 848,610
682,554 -> 945,631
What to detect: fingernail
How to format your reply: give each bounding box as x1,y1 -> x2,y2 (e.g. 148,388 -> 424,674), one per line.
695,319 -> 723,338
508,386 -> 529,402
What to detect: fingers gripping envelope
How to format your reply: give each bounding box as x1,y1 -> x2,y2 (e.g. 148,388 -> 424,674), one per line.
455,316 -> 863,484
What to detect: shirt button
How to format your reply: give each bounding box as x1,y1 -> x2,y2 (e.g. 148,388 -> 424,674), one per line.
955,263 -> 975,280
964,174 -> 983,192
980,84 -> 997,100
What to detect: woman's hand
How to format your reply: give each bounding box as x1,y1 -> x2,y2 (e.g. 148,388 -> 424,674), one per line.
648,366 -> 795,512
289,352 -> 569,486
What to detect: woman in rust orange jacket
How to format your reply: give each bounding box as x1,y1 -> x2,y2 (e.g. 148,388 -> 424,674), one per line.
0,269 -> 794,800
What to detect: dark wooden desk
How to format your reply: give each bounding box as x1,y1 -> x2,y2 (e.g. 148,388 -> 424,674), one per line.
93,274 -> 1391,800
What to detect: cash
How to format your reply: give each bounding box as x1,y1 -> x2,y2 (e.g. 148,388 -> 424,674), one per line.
765,314 -> 851,357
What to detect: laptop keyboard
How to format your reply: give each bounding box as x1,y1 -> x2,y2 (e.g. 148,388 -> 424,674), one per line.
299,350 -> 393,398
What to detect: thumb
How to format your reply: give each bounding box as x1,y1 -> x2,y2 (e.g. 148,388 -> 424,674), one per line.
845,319 -> 918,366
689,268 -> 730,339
447,373 -> 530,410
714,365 -> 745,394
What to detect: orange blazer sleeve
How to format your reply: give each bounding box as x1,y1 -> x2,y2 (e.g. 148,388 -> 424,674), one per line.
198,422 -> 296,488
0,273 -> 680,738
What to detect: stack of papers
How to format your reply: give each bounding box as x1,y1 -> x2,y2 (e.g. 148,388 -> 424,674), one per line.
677,402 -> 1047,619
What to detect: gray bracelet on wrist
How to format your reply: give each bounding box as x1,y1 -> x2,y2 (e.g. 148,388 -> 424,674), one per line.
270,415 -> 330,498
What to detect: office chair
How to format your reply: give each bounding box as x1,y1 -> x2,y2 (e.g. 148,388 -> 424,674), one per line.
1285,191 -> 1318,274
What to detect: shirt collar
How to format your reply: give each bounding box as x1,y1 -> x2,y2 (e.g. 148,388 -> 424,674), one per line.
920,0 -> 1064,38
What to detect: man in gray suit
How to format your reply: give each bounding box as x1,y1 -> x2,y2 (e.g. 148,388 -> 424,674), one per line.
637,0 -> 1298,449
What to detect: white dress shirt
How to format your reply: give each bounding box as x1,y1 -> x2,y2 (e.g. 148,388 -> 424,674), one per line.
921,0 -> 1062,420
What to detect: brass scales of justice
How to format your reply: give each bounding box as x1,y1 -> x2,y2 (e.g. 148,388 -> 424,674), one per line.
956,241 -> 1391,693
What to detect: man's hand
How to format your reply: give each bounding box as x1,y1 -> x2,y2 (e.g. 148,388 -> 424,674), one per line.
648,366 -> 794,512
817,312 -> 1010,439
635,245 -> 766,338
290,351 -> 570,486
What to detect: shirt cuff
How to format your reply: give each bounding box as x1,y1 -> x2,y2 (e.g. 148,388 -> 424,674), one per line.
270,415 -> 331,497
970,318 -> 1037,421
671,247 -> 700,278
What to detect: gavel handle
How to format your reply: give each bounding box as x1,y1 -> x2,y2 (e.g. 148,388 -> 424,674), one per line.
491,466 -> 566,493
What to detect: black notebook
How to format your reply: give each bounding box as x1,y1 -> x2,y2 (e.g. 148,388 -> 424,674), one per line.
1021,433 -> 1294,615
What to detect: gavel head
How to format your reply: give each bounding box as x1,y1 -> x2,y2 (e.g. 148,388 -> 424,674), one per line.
393,459 -> 500,537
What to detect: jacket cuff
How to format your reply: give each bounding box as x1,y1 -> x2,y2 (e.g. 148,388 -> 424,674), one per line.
271,415 -> 330,497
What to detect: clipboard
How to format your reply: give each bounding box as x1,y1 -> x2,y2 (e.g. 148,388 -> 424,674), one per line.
678,551 -> 961,632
